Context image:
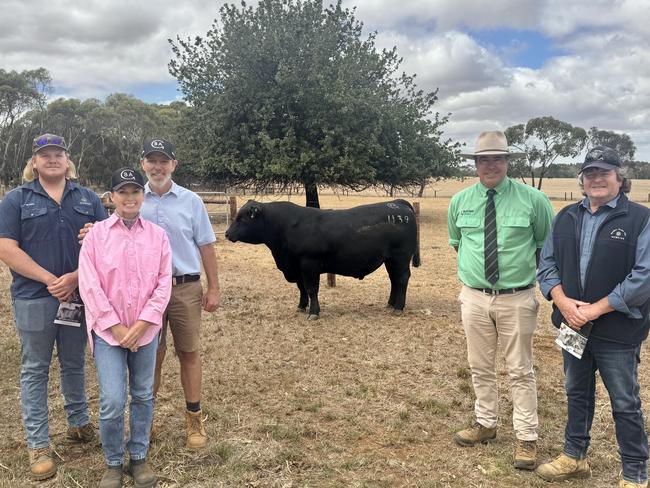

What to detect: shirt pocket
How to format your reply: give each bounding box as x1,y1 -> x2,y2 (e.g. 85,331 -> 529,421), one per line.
20,206 -> 49,242
456,215 -> 481,237
500,215 -> 531,241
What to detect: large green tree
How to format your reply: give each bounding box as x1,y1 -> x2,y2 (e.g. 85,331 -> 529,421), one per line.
0,68 -> 51,185
505,116 -> 587,190
587,127 -> 636,162
169,0 -> 456,207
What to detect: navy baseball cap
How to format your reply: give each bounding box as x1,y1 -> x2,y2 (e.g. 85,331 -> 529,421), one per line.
111,167 -> 145,191
580,146 -> 621,173
32,133 -> 68,154
142,138 -> 176,160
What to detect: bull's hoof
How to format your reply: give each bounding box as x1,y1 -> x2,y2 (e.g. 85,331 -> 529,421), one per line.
307,314 -> 320,321
296,306 -> 307,313
386,303 -> 395,309
391,309 -> 404,316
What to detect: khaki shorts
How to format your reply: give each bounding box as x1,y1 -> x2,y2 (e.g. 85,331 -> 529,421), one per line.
160,280 -> 203,353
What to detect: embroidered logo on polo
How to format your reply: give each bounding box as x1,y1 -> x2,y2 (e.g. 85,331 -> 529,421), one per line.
120,169 -> 136,180
610,228 -> 627,241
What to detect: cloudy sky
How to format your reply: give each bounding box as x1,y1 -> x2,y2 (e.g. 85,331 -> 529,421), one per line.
2,0 -> 650,161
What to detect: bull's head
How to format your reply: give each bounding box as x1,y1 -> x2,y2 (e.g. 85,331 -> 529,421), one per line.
225,200 -> 264,244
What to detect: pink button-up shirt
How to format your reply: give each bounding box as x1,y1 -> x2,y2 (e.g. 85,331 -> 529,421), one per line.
79,213 -> 172,351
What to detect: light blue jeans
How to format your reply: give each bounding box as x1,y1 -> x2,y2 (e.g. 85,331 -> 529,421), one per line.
93,334 -> 158,466
12,296 -> 89,449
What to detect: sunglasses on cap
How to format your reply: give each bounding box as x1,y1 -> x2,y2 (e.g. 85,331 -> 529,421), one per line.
32,134 -> 67,153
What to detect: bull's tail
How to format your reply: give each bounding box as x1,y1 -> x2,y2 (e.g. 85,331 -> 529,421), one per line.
412,210 -> 421,268
412,241 -> 421,268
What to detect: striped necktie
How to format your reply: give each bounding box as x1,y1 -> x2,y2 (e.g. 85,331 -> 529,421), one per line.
484,188 -> 499,286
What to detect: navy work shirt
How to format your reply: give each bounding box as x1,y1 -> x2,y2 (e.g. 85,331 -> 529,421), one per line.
0,179 -> 107,300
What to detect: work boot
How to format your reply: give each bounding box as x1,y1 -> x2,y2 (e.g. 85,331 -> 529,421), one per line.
128,460 -> 157,488
67,423 -> 96,443
185,409 -> 208,449
99,466 -> 123,488
535,453 -> 591,482
513,439 -> 537,470
619,480 -> 649,488
453,422 -> 496,447
28,447 -> 56,481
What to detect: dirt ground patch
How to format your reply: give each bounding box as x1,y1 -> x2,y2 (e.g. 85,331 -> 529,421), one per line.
1,191 -> 649,487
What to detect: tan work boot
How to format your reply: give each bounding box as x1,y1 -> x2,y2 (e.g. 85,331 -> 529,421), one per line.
453,421 -> 496,447
185,409 -> 208,449
99,466 -> 123,488
535,453 -> 591,481
619,480 -> 649,488
28,447 -> 56,481
513,439 -> 537,470
66,423 -> 96,443
128,460 -> 157,488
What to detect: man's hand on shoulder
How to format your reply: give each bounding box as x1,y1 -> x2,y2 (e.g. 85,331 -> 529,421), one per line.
78,222 -> 94,245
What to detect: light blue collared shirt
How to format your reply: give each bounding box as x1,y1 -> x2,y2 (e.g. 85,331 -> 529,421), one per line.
141,181 -> 216,276
538,194 -> 650,319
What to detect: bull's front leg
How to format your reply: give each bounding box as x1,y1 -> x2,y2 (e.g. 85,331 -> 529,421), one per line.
296,278 -> 309,312
300,258 -> 321,320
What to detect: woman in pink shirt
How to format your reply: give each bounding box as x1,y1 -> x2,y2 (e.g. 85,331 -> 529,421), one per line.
79,167 -> 171,488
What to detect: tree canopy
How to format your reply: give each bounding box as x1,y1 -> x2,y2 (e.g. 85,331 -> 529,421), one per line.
169,0 -> 458,206
505,116 -> 587,190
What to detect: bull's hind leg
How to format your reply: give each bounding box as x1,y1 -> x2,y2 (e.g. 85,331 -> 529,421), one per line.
296,279 -> 309,312
384,258 -> 411,312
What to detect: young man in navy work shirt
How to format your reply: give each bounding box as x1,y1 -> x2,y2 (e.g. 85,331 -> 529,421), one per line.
0,134 -> 107,480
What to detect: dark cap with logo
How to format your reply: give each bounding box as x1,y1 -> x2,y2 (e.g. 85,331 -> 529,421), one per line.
142,138 -> 176,160
111,167 -> 145,191
32,133 -> 68,154
580,146 -> 622,173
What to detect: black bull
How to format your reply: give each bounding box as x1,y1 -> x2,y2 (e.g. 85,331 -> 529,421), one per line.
225,199 -> 421,319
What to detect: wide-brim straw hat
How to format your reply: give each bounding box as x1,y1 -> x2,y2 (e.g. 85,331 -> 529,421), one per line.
460,130 -> 526,160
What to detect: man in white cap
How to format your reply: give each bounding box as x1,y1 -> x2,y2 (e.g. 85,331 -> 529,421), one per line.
448,130 -> 554,469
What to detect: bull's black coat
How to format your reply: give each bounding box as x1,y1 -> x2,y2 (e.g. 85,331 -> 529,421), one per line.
225,199 -> 420,318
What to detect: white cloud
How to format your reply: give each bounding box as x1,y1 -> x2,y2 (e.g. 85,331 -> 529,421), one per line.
2,0 -> 650,160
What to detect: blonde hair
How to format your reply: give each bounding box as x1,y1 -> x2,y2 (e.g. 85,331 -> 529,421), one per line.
22,155 -> 78,182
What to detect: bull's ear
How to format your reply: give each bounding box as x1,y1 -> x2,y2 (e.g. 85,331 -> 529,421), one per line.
249,205 -> 261,219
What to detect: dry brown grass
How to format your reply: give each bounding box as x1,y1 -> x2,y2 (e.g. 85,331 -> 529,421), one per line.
1,189 -> 649,487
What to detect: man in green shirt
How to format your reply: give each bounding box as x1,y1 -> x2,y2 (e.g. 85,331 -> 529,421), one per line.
448,130 -> 554,470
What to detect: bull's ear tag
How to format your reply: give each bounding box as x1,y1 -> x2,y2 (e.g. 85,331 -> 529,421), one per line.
250,206 -> 260,219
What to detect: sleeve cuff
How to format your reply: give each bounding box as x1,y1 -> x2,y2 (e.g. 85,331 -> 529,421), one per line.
540,279 -> 561,300
96,312 -> 122,331
138,309 -> 163,326
607,292 -> 642,319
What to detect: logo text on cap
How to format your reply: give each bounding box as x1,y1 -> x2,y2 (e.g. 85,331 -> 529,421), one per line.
121,170 -> 136,180
151,140 -> 165,149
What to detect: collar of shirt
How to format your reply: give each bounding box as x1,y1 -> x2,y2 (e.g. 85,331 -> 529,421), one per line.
106,211 -> 145,230
478,176 -> 510,196
580,193 -> 621,214
27,178 -> 78,201
144,180 -> 180,198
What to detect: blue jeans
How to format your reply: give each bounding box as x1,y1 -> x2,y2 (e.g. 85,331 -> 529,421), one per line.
12,296 -> 89,449
93,334 -> 158,466
563,337 -> 648,484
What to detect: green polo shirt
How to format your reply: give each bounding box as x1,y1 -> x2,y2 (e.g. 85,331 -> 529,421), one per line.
448,176 -> 554,289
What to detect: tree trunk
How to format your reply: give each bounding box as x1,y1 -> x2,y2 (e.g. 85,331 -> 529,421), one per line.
418,179 -> 426,198
304,181 -> 320,209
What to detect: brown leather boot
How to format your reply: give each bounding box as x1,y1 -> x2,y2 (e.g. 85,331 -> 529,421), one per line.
28,447 -> 56,481
66,423 -> 96,443
99,466 -> 123,488
128,460 -> 157,488
453,422 -> 496,447
185,409 -> 208,449
513,439 -> 537,470
535,453 -> 591,481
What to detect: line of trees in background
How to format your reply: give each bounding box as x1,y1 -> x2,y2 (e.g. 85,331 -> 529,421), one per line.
2,0 -> 649,199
